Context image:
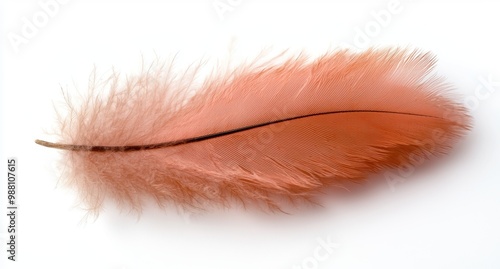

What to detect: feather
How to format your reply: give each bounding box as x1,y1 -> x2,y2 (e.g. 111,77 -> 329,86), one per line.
36,48 -> 471,213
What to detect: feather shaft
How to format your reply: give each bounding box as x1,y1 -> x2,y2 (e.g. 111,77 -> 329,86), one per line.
35,110 -> 438,152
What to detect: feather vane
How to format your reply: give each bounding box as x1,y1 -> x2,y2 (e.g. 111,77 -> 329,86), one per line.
36,48 -> 471,213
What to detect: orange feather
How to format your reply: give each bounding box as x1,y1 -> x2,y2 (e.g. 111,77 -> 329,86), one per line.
36,48 -> 471,213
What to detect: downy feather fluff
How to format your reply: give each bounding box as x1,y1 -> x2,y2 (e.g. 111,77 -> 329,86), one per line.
36,48 -> 471,213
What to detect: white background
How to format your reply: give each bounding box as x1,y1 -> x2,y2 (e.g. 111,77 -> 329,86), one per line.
1,0 -> 500,268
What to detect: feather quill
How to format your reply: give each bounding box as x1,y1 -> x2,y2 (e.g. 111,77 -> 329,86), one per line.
36,48 -> 471,213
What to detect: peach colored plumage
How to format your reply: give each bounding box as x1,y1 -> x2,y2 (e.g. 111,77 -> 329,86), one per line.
36,48 -> 471,213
